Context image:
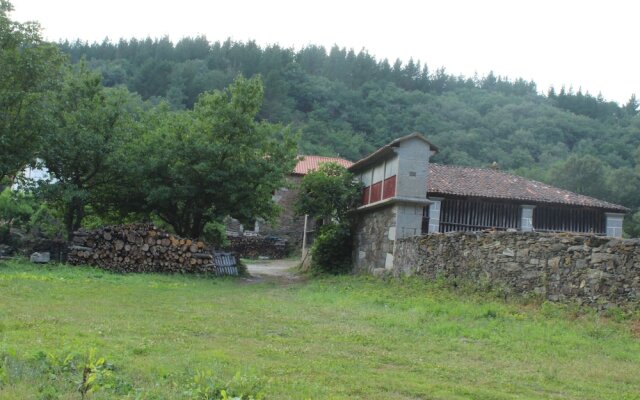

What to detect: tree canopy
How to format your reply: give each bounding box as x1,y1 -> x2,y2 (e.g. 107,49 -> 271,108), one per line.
102,76 -> 298,238
0,0 -> 64,183
295,162 -> 361,224
37,64 -> 140,237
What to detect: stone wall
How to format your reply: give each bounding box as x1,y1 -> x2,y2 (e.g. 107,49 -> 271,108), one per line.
259,175 -> 317,250
393,232 -> 640,308
353,205 -> 397,273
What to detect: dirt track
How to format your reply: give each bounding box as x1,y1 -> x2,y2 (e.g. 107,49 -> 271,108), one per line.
244,259 -> 304,283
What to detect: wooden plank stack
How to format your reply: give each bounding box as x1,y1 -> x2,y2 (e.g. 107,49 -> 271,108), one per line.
67,223 -> 215,274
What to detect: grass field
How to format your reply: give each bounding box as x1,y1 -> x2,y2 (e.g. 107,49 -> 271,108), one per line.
1,259 -> 639,399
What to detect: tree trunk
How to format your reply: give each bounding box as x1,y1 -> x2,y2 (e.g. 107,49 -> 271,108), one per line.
65,196 -> 85,240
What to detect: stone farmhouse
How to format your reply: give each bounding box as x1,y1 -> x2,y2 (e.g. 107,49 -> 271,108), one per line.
264,133 -> 628,269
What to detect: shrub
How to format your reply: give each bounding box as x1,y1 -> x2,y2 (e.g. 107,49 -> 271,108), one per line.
311,223 -> 352,274
203,221 -> 229,247
28,203 -> 65,239
0,188 -> 34,230
295,163 -> 361,224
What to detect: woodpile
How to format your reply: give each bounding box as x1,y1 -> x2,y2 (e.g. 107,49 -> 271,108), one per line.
226,235 -> 288,259
67,223 -> 216,274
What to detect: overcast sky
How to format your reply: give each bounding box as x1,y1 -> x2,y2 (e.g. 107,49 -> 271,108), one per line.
10,0 -> 639,104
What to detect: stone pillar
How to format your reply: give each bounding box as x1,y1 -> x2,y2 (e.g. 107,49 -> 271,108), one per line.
605,213 -> 625,238
521,205 -> 536,232
427,197 -> 443,233
352,205 -> 398,273
395,203 -> 423,239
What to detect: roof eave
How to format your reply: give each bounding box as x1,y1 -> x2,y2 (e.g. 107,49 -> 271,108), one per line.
348,146 -> 397,173
349,132 -> 439,173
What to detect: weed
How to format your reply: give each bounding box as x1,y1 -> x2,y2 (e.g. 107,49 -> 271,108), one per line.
605,305 -> 630,322
483,309 -> 498,319
78,348 -> 115,399
185,370 -> 263,400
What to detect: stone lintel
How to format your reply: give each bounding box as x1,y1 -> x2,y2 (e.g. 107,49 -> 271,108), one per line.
355,196 -> 432,213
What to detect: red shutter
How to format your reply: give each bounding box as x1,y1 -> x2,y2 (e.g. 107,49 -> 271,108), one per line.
370,182 -> 382,203
362,186 -> 370,205
382,175 -> 396,199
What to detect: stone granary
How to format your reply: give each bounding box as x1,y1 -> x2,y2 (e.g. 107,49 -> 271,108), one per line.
349,133 -> 628,271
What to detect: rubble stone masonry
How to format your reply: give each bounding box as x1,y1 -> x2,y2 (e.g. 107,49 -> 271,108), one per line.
353,205 -> 397,272
393,232 -> 640,308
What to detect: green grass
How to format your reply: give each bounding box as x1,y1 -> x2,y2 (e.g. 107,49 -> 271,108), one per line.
1,259 -> 639,399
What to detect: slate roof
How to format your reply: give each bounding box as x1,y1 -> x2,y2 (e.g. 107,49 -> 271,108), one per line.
293,155 -> 353,175
428,164 -> 628,212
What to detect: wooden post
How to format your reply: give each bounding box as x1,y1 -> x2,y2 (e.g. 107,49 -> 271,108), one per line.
301,214 -> 308,261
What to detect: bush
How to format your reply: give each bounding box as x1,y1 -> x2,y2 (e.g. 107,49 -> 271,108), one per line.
28,204 -> 65,239
203,221 -> 229,247
0,188 -> 34,229
311,223 -> 352,274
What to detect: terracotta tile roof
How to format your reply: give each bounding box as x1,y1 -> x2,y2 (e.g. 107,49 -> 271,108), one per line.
429,164 -> 628,212
293,155 -> 354,175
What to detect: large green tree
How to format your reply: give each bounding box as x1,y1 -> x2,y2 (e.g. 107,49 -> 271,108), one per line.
38,64 -> 139,237
0,0 -> 64,183
112,76 -> 298,238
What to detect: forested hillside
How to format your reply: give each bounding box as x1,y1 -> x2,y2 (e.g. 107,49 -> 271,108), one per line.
60,37 -> 640,233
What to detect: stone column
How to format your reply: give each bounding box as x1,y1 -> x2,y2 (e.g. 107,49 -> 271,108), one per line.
605,213 -> 625,238
427,197 -> 443,233
396,203 -> 423,239
521,205 -> 536,232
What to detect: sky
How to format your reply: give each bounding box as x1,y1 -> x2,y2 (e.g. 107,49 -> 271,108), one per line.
10,0 -> 639,104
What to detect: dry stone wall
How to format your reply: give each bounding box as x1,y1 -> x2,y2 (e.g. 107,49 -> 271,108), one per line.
393,232 -> 640,308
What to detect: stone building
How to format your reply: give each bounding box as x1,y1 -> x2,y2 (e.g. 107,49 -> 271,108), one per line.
259,155 -> 353,247
350,133 -> 628,272
350,133 -> 437,270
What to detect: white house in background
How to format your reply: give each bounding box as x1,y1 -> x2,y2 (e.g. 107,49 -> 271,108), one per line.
11,161 -> 53,190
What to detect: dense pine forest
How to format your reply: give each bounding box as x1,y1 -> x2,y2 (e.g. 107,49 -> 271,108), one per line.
58,37 -> 640,233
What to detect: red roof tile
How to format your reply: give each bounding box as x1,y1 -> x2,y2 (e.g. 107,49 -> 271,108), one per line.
429,164 -> 628,212
293,155 -> 354,175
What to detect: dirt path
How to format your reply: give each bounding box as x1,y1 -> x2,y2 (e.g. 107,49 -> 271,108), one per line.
243,259 -> 305,284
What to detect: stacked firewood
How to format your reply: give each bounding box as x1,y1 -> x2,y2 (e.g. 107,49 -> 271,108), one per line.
67,223 -> 215,273
226,235 -> 288,259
